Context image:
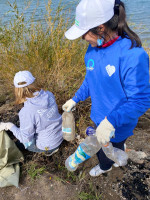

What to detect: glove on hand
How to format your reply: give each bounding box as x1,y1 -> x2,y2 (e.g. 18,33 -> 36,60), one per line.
96,118 -> 115,144
62,99 -> 76,112
0,122 -> 14,132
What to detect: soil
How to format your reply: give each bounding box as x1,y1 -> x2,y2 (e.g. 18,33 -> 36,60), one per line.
0,90 -> 150,200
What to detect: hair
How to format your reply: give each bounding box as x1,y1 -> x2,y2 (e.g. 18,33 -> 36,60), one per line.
15,81 -> 41,105
90,1 -> 142,48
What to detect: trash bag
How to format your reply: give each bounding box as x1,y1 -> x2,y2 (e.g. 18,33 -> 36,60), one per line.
0,130 -> 24,187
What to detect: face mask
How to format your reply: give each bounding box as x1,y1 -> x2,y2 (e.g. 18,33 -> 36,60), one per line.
97,37 -> 104,46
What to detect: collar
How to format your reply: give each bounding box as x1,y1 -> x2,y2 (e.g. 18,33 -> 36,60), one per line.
98,36 -> 120,48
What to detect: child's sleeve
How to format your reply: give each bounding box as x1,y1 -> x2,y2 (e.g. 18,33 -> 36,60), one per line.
107,48 -> 150,128
10,108 -> 35,147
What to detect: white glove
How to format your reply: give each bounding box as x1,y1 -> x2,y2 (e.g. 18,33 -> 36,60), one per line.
96,118 -> 115,144
62,99 -> 76,112
0,122 -> 14,132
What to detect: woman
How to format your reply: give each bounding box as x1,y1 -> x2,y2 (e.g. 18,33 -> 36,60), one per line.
63,0 -> 150,176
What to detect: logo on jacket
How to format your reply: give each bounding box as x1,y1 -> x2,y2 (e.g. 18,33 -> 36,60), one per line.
86,59 -> 95,71
106,65 -> 116,77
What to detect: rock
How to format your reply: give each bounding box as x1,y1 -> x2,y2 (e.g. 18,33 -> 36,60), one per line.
76,135 -> 85,144
127,149 -> 147,164
137,116 -> 150,129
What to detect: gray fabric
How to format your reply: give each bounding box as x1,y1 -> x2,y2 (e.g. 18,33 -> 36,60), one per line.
0,130 -> 24,187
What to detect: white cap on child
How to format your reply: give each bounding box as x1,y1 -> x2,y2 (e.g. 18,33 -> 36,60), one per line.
14,71 -> 36,88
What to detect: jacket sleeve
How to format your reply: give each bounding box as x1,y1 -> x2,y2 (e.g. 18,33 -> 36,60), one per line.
72,74 -> 90,103
107,48 -> 150,128
10,108 -> 35,146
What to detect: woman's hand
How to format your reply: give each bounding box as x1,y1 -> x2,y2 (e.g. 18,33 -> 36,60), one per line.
62,99 -> 76,112
96,118 -> 115,144
0,122 -> 14,132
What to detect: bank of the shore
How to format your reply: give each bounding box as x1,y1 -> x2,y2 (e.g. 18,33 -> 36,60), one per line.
0,2 -> 150,199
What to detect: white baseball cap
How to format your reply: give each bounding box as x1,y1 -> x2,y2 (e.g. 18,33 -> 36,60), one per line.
65,0 -> 115,40
14,71 -> 36,88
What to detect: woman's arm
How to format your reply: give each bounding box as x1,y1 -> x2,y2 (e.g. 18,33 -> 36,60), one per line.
107,48 -> 150,128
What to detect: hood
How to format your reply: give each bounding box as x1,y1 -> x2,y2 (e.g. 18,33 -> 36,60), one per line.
24,90 -> 50,108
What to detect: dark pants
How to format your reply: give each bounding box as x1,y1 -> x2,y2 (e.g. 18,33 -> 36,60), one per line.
96,139 -> 126,170
27,142 -> 59,153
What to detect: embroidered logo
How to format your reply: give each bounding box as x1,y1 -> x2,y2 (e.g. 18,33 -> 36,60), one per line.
106,65 -> 116,77
75,19 -> 79,27
86,59 -> 95,71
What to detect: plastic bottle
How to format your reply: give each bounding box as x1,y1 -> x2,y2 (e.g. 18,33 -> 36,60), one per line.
86,127 -> 128,166
65,127 -> 128,171
62,111 -> 75,141
65,134 -> 101,171
102,142 -> 128,166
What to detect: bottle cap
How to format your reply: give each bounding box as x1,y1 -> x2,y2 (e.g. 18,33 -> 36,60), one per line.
85,126 -> 95,136
103,143 -> 109,147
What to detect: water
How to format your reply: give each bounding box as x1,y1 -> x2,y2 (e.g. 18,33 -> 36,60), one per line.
0,0 -> 150,46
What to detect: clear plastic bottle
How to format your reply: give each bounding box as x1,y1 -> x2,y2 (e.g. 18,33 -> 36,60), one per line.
102,143 -> 128,166
65,127 -> 128,171
65,134 -> 101,171
62,111 -> 75,141
86,127 -> 128,166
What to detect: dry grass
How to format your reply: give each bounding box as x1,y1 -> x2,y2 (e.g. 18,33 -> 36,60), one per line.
0,0 -> 87,108
0,0 -> 149,133
0,2 -> 150,199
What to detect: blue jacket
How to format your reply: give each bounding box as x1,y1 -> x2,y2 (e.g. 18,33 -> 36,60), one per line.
72,37 -> 150,142
11,90 -> 63,150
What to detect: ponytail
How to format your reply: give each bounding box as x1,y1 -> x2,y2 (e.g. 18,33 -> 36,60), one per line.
104,1 -> 142,48
90,1 -> 142,49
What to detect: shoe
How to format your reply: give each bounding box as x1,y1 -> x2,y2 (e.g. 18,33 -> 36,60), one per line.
89,164 -> 112,177
113,163 -> 119,167
124,144 -> 126,151
45,148 -> 59,156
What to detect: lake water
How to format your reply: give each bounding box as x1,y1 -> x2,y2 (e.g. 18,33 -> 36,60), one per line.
0,0 -> 150,46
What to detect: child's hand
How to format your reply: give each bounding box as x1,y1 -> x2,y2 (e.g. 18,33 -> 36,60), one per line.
0,122 -> 14,132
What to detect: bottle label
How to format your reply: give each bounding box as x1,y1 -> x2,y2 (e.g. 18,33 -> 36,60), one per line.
68,144 -> 91,169
62,127 -> 71,133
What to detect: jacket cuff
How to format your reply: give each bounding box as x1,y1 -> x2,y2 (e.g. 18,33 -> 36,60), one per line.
10,124 -> 18,133
107,115 -> 117,129
72,95 -> 80,104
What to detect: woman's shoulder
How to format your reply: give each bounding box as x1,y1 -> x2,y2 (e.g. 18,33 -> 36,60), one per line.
119,38 -> 148,58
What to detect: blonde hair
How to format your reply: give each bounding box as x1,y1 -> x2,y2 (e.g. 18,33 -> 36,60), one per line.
15,81 -> 41,104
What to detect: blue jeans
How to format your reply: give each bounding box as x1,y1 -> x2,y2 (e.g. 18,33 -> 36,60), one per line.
27,141 -> 60,153
15,139 -> 59,153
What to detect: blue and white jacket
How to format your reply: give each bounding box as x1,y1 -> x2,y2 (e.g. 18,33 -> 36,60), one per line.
72,37 -> 150,142
11,90 -> 63,150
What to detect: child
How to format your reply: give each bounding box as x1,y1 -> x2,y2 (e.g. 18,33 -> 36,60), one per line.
63,0 -> 150,176
0,71 -> 63,154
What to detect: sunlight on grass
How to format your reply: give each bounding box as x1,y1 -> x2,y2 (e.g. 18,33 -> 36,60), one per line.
0,0 -> 87,107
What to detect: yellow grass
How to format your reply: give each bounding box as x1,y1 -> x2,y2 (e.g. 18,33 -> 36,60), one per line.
0,0 -> 149,131
0,0 -> 87,106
